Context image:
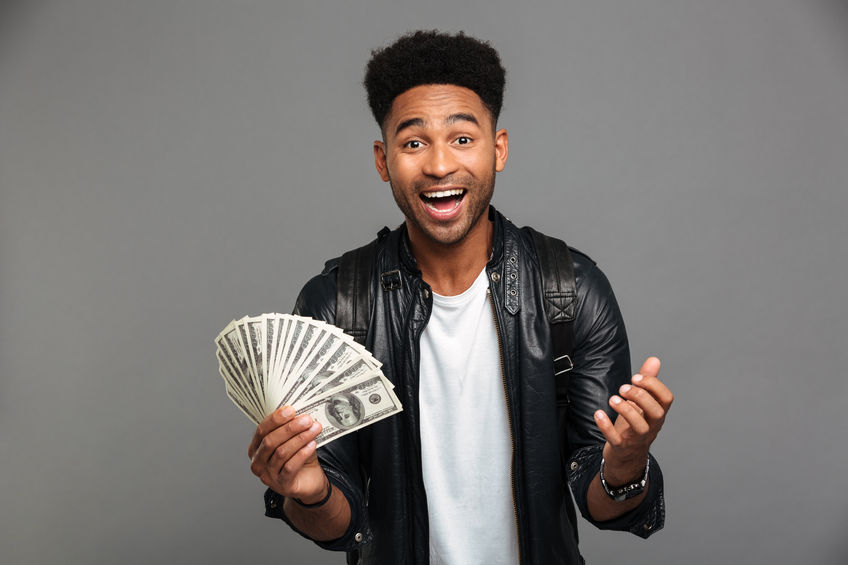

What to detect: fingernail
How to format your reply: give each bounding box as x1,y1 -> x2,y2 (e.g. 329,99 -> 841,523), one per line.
632,374 -> 643,383
594,410 -> 606,420
281,406 -> 294,418
610,396 -> 622,405
620,384 -> 631,394
309,421 -> 320,432
298,415 -> 311,426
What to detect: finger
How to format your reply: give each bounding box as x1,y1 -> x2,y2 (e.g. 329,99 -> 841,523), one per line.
249,406 -> 296,458
593,410 -> 623,447
609,395 -> 650,435
636,356 -> 661,380
250,414 -> 315,476
625,399 -> 643,416
269,420 -> 323,477
619,383 -> 665,424
267,442 -> 324,501
631,371 -> 674,411
281,435 -> 320,477
255,414 -> 315,463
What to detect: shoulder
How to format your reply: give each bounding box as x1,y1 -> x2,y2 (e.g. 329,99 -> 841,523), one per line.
292,257 -> 340,323
292,226 -> 397,322
569,247 -> 613,301
509,219 -> 605,292
564,247 -> 626,346
510,219 -> 621,326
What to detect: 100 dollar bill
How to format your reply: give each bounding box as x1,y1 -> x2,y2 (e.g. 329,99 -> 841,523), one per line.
294,374 -> 402,447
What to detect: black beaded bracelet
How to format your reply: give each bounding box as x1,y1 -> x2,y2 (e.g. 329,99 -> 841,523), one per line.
293,478 -> 333,508
600,457 -> 650,502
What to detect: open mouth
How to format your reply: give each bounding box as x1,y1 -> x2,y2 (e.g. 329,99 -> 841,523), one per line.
419,188 -> 467,213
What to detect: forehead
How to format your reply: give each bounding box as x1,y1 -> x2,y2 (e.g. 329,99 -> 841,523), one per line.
385,84 -> 492,131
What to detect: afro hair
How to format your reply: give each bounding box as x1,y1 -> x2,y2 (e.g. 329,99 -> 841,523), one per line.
364,30 -> 506,129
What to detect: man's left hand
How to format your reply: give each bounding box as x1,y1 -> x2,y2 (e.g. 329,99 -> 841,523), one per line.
593,356 -> 673,484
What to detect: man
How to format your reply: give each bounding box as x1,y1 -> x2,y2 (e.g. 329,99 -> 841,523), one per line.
248,30 -> 673,564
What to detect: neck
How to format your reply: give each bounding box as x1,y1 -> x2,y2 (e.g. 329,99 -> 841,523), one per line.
407,214 -> 493,296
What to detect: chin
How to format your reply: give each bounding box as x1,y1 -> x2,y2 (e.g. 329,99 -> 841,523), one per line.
416,217 -> 477,246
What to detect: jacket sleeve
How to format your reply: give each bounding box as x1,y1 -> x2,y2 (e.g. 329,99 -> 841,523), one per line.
564,253 -> 666,538
263,259 -> 374,552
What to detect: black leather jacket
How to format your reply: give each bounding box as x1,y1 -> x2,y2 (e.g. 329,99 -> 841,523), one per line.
267,208 -> 665,564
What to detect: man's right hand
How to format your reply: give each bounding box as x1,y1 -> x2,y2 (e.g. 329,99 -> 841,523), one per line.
248,406 -> 327,503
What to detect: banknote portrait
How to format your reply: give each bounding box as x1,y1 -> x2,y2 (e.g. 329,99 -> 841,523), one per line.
326,394 -> 363,429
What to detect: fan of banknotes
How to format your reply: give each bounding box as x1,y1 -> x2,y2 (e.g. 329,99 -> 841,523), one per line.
215,313 -> 402,447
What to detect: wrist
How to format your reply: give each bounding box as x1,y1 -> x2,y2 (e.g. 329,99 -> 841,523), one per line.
600,451 -> 649,486
600,456 -> 649,501
293,476 -> 332,508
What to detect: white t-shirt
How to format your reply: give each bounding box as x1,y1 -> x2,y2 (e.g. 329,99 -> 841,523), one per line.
419,268 -> 520,565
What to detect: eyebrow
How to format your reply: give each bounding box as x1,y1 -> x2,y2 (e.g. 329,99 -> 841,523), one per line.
446,113 -> 479,127
394,113 -> 480,136
395,117 -> 424,136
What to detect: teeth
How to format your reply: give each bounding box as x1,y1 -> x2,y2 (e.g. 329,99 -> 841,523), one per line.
423,188 -> 464,199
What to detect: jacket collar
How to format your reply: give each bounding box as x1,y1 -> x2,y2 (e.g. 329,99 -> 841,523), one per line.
487,205 -> 506,266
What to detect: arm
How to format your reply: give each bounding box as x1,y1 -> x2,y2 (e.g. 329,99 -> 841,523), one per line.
248,406 -> 351,541
565,256 -> 669,536
251,264 -> 373,550
587,356 -> 673,521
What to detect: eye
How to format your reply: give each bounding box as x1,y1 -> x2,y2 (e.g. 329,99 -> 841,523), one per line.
455,136 -> 471,145
404,140 -> 422,149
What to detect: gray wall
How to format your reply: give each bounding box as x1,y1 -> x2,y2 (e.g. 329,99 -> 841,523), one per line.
1,1 -> 846,563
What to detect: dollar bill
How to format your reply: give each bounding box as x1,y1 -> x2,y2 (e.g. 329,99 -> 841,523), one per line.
285,333 -> 370,406
215,314 -> 401,437
299,356 -> 382,403
216,350 -> 260,419
241,317 -> 267,412
294,374 -> 402,447
216,322 -> 264,413
269,315 -> 291,397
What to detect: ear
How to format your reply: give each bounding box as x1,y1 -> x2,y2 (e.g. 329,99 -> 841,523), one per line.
373,140 -> 390,182
494,128 -> 509,172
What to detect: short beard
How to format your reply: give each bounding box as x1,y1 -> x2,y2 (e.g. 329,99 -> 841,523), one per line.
389,168 -> 495,247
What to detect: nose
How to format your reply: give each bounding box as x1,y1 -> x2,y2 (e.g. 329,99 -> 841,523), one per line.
421,142 -> 458,179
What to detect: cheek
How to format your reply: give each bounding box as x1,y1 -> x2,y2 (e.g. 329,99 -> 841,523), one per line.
466,148 -> 496,169
387,157 -> 418,183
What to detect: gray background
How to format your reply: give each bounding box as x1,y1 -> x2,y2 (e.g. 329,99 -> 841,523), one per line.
1,1 -> 846,563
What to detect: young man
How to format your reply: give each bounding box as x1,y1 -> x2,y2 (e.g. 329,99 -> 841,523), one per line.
248,31 -> 673,564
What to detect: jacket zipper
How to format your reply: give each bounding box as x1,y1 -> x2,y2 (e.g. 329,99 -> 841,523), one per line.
414,282 -> 433,564
488,287 -> 523,564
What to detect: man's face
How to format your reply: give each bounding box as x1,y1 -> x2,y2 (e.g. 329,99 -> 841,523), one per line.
373,85 -> 509,247
332,402 -> 357,426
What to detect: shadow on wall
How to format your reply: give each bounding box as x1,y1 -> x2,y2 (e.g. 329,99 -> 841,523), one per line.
0,0 -> 41,67
818,0 -> 848,54
0,0 -> 30,31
